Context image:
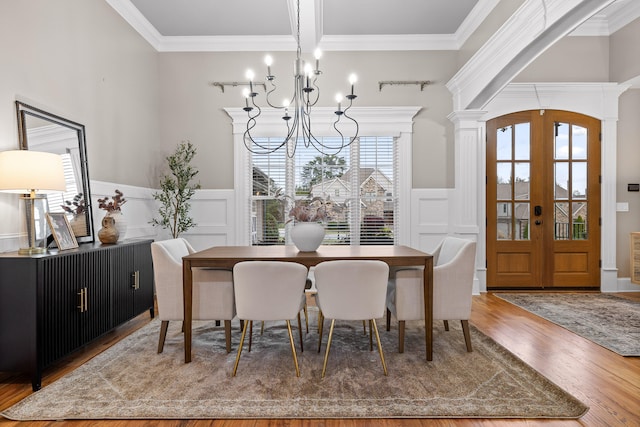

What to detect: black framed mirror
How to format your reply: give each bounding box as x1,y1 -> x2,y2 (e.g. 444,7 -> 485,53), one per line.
16,101 -> 95,244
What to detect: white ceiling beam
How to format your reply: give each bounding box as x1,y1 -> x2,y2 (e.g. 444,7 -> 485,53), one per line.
446,0 -> 617,111
287,0 -> 322,53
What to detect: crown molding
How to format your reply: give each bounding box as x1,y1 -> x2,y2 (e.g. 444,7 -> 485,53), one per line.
446,0 -> 616,111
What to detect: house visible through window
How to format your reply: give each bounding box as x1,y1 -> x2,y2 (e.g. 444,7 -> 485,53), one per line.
250,136 -> 396,246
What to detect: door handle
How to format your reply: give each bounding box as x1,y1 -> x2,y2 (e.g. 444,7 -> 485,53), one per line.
535,220 -> 542,225
534,205 -> 542,216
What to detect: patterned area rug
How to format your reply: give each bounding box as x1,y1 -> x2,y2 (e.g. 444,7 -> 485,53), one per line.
495,293 -> 640,356
2,314 -> 587,420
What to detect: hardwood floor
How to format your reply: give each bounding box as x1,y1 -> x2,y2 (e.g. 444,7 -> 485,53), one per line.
1,292 -> 639,427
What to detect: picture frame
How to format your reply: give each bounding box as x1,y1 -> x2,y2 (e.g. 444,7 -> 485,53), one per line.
46,213 -> 79,251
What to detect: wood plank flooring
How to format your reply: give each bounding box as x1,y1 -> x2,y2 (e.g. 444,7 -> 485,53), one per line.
1,292 -> 639,427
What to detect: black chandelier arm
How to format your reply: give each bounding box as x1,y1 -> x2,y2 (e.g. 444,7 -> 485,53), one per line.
264,78 -> 281,109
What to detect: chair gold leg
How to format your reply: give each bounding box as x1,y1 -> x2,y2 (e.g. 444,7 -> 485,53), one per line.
362,320 -> 367,335
248,320 -> 253,352
286,320 -> 300,377
232,319 -> 249,377
461,319 -> 473,352
157,320 -> 169,353
297,312 -> 304,353
224,319 -> 232,353
304,303 -> 309,333
369,319 -> 373,351
321,319 -> 336,378
371,319 -> 388,376
317,310 -> 324,353
260,320 -> 265,335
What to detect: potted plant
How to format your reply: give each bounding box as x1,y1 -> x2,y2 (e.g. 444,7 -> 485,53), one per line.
97,190 -> 127,241
150,141 -> 201,238
279,192 -> 336,252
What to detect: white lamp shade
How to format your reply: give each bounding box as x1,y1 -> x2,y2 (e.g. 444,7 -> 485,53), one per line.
0,150 -> 67,194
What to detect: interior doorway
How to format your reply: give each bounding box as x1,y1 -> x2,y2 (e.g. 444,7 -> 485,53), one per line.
486,110 -> 601,289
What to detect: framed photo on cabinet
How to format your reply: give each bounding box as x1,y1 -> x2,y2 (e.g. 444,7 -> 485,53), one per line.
46,213 -> 79,250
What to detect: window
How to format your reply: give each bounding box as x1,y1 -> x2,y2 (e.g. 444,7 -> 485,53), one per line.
228,106 -> 419,247
250,136 -> 397,246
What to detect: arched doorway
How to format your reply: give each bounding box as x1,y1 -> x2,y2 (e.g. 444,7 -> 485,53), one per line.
486,110 -> 600,289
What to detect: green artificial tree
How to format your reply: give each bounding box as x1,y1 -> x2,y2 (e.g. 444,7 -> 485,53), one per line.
150,141 -> 201,238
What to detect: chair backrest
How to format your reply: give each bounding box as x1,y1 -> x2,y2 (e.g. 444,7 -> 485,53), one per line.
435,236 -> 474,266
433,238 -> 477,320
314,260 -> 389,320
151,238 -> 194,320
233,261 -> 308,321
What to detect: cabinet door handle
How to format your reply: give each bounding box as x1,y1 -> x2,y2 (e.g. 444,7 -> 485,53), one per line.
78,288 -> 85,313
131,271 -> 140,290
84,287 -> 88,312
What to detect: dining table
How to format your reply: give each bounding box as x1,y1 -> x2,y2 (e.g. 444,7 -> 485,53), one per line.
182,244 -> 434,362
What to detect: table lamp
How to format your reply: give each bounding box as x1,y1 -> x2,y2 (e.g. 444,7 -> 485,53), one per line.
0,150 -> 66,255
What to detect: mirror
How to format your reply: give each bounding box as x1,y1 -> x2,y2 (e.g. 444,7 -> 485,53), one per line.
16,101 -> 95,244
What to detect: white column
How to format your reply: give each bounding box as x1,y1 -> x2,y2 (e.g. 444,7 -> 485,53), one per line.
448,110 -> 486,293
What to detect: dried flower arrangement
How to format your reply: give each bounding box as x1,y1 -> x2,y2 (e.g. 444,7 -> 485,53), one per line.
276,190 -> 339,224
61,193 -> 86,216
97,189 -> 127,213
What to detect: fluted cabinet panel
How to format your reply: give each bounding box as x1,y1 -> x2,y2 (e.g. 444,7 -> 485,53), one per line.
0,239 -> 154,391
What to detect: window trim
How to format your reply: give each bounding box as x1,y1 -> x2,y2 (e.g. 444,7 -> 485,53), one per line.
226,106 -> 421,246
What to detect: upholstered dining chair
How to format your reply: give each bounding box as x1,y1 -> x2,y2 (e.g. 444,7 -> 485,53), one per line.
386,236 -> 477,353
232,261 -> 308,377
315,260 -> 389,378
151,238 -> 236,354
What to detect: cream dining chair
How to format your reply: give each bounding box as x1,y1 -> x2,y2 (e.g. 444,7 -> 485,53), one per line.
151,238 -> 236,354
232,261 -> 308,377
315,260 -> 389,378
386,236 -> 477,353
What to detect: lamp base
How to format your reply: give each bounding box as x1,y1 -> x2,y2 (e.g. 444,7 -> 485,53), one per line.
19,247 -> 47,256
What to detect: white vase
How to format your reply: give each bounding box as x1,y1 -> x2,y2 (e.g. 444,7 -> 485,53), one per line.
106,211 -> 127,241
290,222 -> 325,252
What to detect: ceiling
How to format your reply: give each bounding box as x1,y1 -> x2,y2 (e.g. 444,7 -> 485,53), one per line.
106,0 -> 640,52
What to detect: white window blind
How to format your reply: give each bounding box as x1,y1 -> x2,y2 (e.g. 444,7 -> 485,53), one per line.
250,136 -> 396,246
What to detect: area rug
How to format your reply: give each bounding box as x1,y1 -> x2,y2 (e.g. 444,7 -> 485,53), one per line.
494,293 -> 640,356
2,315 -> 587,420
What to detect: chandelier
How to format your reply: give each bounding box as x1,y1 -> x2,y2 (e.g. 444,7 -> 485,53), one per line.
241,0 -> 359,157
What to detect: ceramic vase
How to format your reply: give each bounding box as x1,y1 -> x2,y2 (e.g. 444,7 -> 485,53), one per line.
106,211 -> 127,241
98,215 -> 119,244
290,222 -> 325,252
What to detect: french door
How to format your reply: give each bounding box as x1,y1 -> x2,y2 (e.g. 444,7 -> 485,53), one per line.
486,110 -> 600,289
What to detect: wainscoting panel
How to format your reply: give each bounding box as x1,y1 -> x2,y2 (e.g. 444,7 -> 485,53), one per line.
411,189 -> 455,253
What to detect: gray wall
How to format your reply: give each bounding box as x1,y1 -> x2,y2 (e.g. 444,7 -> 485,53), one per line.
611,17 -> 640,84
0,0 -> 160,238
157,50 -> 460,189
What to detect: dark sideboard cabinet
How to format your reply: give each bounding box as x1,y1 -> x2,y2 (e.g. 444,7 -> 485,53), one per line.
0,239 -> 154,391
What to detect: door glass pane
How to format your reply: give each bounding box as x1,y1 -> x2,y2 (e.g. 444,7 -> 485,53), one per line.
572,162 -> 587,199
497,126 -> 512,160
497,163 -> 512,200
497,202 -> 512,240
554,122 -> 569,160
555,163 -> 569,199
514,163 -> 530,200
554,202 -> 570,240
573,202 -> 587,240
514,123 -> 530,160
572,125 -> 587,160
514,203 -> 530,240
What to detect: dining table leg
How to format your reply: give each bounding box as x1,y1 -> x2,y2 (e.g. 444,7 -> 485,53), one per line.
183,259 -> 193,363
424,256 -> 433,361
